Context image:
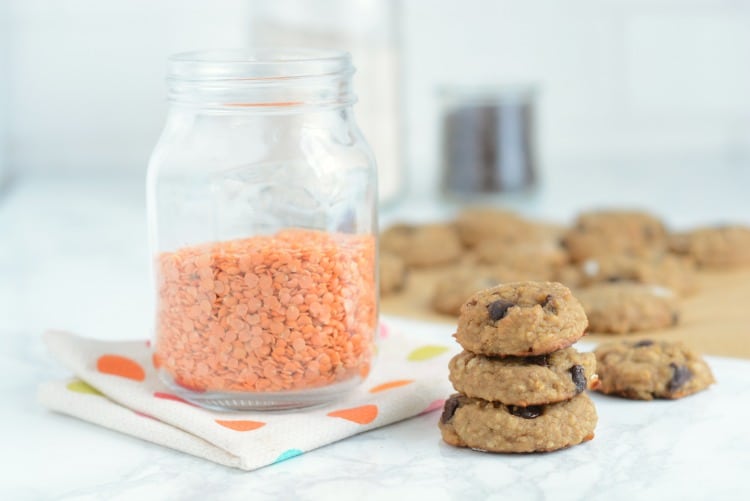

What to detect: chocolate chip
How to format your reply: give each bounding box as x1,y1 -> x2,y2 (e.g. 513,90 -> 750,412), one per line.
672,312 -> 680,325
633,339 -> 654,348
605,276 -> 624,283
440,395 -> 461,424
487,299 -> 514,321
526,355 -> 549,367
667,363 -> 692,392
569,364 -> 587,393
542,294 -> 558,314
508,405 -> 543,419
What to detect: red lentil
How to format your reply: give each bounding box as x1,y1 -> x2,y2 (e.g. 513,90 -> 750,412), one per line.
153,229 -> 376,393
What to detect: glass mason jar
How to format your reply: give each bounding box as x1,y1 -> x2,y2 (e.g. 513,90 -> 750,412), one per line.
147,49 -> 378,411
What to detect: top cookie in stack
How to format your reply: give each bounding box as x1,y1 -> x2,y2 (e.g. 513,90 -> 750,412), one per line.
455,281 -> 587,356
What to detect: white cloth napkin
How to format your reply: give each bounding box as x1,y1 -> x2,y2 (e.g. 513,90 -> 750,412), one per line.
38,324 -> 453,471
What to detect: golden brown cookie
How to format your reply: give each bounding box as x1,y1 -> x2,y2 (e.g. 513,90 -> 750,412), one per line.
454,207 -> 536,248
379,252 -> 407,296
594,339 -> 715,400
562,210 -> 668,262
448,347 -> 598,406
475,240 -> 568,279
576,283 -> 680,334
554,264 -> 585,289
575,254 -> 698,297
438,392 -> 597,453
455,281 -> 588,356
380,223 -> 462,268
669,225 -> 750,268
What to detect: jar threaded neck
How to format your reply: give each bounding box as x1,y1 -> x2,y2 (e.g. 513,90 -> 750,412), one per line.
167,49 -> 356,110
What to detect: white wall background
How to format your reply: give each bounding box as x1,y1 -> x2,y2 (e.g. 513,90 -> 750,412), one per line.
2,0 -> 750,197
3,0 -> 251,179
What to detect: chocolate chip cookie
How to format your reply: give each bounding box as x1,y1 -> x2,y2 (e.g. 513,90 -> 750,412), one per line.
448,347 -> 598,405
380,223 -> 414,256
455,207 -> 536,248
562,210 -> 668,262
576,283 -> 680,334
594,339 -> 715,400
439,392 -> 597,453
455,281 -> 588,356
381,223 -> 463,268
669,225 -> 750,268
474,240 -> 569,279
575,254 -> 698,297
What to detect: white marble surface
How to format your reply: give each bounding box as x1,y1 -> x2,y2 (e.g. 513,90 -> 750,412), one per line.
2,169 -> 750,500
3,315 -> 750,501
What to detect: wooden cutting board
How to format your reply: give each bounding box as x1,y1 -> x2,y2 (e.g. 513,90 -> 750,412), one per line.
380,267 -> 750,359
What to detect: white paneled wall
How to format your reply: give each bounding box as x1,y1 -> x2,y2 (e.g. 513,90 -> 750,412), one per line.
3,0 -> 750,198
401,0 -> 750,195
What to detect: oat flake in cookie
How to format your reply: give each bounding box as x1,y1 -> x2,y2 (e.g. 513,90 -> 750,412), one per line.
439,392 -> 598,453
455,281 -> 588,356
594,339 -> 715,400
448,347 -> 599,406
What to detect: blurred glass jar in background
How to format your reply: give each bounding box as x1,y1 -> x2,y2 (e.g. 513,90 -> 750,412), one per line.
441,86 -> 538,200
250,0 -> 403,206
147,50 -> 378,411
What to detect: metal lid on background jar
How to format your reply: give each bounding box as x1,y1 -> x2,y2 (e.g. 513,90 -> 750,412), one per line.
440,85 -> 538,197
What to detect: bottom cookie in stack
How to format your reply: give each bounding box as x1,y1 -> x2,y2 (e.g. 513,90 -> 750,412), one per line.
439,392 -> 597,453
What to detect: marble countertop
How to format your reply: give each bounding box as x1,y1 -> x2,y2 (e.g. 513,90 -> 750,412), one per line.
2,169 -> 750,500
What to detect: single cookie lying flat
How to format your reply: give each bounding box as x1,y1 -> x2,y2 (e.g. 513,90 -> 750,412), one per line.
455,207 -> 536,248
379,252 -> 407,296
474,240 -> 568,279
439,392 -> 597,453
594,339 -> 715,400
455,281 -> 588,356
576,254 -> 698,297
449,347 -> 598,406
381,223 -> 463,267
562,210 -> 667,262
669,225 -> 750,268
576,283 -> 680,334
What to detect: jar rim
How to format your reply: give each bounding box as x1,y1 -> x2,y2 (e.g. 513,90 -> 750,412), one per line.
168,48 -> 354,81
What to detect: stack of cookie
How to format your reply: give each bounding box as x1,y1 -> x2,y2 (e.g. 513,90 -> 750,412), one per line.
439,281 -> 599,453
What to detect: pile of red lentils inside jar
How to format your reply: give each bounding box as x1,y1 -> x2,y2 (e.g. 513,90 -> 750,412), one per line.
153,229 -> 377,393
